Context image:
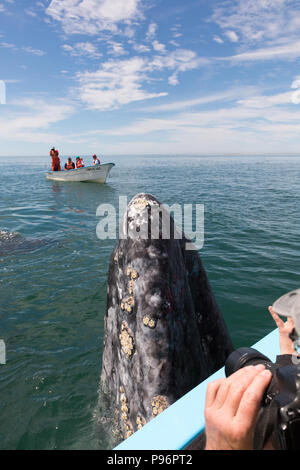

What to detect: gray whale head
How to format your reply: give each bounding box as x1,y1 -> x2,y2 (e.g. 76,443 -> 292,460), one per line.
101,193 -> 233,441
0,230 -> 49,256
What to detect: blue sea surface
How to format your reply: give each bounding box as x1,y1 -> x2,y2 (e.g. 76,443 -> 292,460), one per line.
0,154 -> 299,449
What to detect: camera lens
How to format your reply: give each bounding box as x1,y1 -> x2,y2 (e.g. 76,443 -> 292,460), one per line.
225,347 -> 271,377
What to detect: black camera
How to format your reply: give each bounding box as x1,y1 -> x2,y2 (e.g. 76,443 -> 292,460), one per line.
225,347 -> 300,450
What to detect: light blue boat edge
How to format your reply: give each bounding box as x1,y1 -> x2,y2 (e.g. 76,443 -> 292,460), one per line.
114,328 -> 280,450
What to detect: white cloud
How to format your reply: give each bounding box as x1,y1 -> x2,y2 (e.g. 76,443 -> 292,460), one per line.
144,88 -> 254,112
124,25 -> 135,38
6,89 -> 300,154
169,39 -> 180,47
224,30 -> 239,42
107,41 -> 127,56
62,42 -> 102,59
46,0 -> 143,35
152,40 -> 166,53
168,74 -> 179,86
83,87 -> 300,153
146,23 -> 167,53
24,8 -> 38,17
170,24 -> 182,39
76,57 -> 168,110
0,41 -> 45,55
225,39 -> 300,62
213,35 -> 224,44
132,43 -> 150,53
0,98 -> 75,143
1,41 -> 17,50
150,49 -> 208,74
75,49 -> 208,110
237,91 -> 295,108
211,2 -> 300,64
212,0 -> 300,46
22,46 -> 45,56
146,22 -> 157,41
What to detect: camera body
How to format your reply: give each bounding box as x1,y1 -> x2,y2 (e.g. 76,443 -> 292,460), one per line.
225,348 -> 300,450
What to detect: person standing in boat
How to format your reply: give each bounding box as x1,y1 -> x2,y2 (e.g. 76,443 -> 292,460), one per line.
50,148 -> 61,172
92,154 -> 101,165
64,157 -> 75,170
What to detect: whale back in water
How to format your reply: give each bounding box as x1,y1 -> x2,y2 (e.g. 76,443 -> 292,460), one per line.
101,194 -> 233,441
0,230 -> 48,256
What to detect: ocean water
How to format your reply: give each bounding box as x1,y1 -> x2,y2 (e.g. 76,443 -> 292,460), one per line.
0,154 -> 299,449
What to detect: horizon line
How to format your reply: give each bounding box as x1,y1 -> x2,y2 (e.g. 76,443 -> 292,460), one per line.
1,152 -> 300,158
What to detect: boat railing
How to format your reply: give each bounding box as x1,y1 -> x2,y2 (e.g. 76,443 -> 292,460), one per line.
114,328 -> 280,450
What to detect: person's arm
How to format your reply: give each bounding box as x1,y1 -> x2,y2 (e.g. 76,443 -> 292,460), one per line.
204,365 -> 272,450
268,306 -> 296,355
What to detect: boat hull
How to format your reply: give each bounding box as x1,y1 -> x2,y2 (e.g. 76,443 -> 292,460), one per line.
46,163 -> 115,183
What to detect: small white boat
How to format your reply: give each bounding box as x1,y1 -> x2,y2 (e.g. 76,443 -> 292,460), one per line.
46,163 -> 115,184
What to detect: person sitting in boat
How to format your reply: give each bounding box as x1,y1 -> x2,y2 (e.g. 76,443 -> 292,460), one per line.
50,148 -> 61,172
92,154 -> 101,165
64,158 -> 75,170
75,157 -> 84,169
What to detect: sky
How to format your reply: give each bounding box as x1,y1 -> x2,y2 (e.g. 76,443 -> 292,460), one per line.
1,0 -> 300,155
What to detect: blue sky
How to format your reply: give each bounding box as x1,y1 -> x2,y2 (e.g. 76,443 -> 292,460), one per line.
1,0 -> 300,155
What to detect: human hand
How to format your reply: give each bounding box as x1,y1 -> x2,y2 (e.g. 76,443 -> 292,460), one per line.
204,365 -> 272,450
268,306 -> 296,355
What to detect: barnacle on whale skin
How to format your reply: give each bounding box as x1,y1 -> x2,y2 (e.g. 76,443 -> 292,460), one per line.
133,197 -> 149,211
131,269 -> 139,280
136,415 -> 147,430
125,428 -> 134,439
128,279 -> 134,295
121,403 -> 128,414
121,296 -> 135,313
119,321 -> 135,357
143,316 -> 157,329
126,267 -> 132,277
148,319 -> 156,329
151,395 -> 169,416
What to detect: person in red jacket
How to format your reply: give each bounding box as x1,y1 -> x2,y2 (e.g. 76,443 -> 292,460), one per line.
76,157 -> 84,168
50,148 -> 61,171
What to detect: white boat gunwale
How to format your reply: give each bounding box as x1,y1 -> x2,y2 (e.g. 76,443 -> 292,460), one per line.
46,162 -> 115,184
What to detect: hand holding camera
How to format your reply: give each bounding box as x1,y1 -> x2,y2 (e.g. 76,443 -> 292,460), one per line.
205,365 -> 272,450
204,289 -> 300,450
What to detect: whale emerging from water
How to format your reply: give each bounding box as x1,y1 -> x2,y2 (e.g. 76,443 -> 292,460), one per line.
101,194 -> 233,441
0,230 -> 49,256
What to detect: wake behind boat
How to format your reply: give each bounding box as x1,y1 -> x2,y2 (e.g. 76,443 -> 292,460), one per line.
46,163 -> 115,184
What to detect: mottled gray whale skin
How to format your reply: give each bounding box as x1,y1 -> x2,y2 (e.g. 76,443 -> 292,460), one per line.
101,194 -> 233,441
0,230 -> 49,256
